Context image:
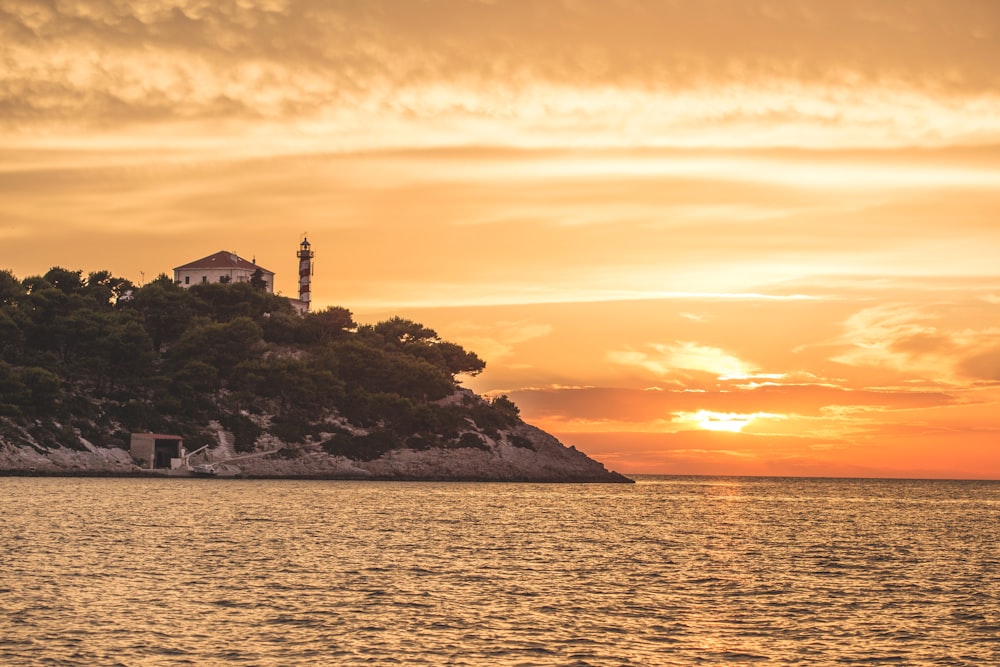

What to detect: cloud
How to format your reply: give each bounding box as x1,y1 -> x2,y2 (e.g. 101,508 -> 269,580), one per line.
441,319 -> 553,363
831,302 -> 1000,382
508,384 -> 958,427
608,341 -> 756,378
959,346 -> 1000,382
3,1 -> 1000,150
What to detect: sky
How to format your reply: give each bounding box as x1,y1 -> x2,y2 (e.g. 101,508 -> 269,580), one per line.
3,0 -> 1000,478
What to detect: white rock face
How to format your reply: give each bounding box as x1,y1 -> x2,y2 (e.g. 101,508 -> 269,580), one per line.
0,439 -> 138,474
236,423 -> 627,482
0,419 -> 630,482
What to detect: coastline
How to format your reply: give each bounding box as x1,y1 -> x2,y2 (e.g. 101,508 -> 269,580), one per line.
0,469 -> 633,483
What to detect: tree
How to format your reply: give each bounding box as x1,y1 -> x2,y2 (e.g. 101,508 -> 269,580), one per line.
299,307 -> 355,344
330,338 -> 454,402
190,282 -> 295,322
83,270 -> 135,308
249,268 -> 268,291
236,357 -> 343,416
170,359 -> 219,393
105,319 -> 155,389
21,275 -> 51,294
0,361 -> 24,415
43,267 -> 84,294
20,286 -> 80,365
260,310 -> 302,344
0,362 -> 60,416
18,366 -> 61,413
366,316 -> 484,379
129,280 -> 195,352
166,317 -> 263,384
372,317 -> 438,346
0,309 -> 22,360
414,340 -> 486,378
490,394 -> 520,419
0,269 -> 25,307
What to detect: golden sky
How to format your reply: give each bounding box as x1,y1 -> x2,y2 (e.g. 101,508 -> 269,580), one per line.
3,0 -> 1000,477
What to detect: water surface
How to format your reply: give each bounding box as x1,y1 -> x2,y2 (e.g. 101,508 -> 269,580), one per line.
2,476 -> 998,665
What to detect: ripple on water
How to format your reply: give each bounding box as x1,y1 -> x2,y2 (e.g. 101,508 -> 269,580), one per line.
1,477 -> 998,666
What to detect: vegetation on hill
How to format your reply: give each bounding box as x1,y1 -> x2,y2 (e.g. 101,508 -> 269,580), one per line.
0,266 -> 526,459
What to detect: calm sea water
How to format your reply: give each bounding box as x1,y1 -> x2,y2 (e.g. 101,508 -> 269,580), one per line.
1,476 -> 998,666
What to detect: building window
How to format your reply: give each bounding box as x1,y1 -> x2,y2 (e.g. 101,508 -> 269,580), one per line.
202,276 -> 207,283
184,276 -> 190,285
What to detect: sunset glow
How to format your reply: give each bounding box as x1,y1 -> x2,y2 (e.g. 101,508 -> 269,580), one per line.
3,0 -> 999,478
690,411 -> 759,433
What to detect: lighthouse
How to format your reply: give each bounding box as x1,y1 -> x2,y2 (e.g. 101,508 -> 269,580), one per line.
297,236 -> 314,311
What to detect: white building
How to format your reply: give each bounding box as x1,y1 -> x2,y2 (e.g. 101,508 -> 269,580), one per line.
173,251 -> 274,293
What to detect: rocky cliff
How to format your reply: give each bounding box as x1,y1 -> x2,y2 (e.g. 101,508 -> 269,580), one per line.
0,406 -> 631,483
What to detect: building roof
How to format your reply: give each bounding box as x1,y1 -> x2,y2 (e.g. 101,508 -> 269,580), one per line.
174,251 -> 273,274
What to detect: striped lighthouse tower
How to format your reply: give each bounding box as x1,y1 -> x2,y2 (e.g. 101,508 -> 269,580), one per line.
297,235 -> 314,311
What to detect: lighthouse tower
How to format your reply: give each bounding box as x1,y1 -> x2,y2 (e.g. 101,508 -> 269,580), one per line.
297,235 -> 314,311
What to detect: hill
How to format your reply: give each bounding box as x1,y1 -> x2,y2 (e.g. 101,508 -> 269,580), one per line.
0,267 -> 629,482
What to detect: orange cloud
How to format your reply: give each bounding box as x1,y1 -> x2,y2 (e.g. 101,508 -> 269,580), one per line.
831,302 -> 1000,382
508,384 -> 961,425
5,2 -> 1000,152
608,341 -> 756,379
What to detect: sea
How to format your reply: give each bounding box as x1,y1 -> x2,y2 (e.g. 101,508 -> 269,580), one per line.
1,476 -> 998,666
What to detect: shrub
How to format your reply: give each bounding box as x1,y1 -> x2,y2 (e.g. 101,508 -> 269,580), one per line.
322,430 -> 400,461
220,412 -> 263,452
509,434 -> 535,450
268,414 -> 311,444
454,432 -> 490,452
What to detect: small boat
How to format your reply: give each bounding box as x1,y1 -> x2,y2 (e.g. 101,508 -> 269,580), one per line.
190,463 -> 218,476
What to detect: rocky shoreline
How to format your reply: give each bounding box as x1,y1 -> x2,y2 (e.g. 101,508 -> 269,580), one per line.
0,419 -> 632,483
